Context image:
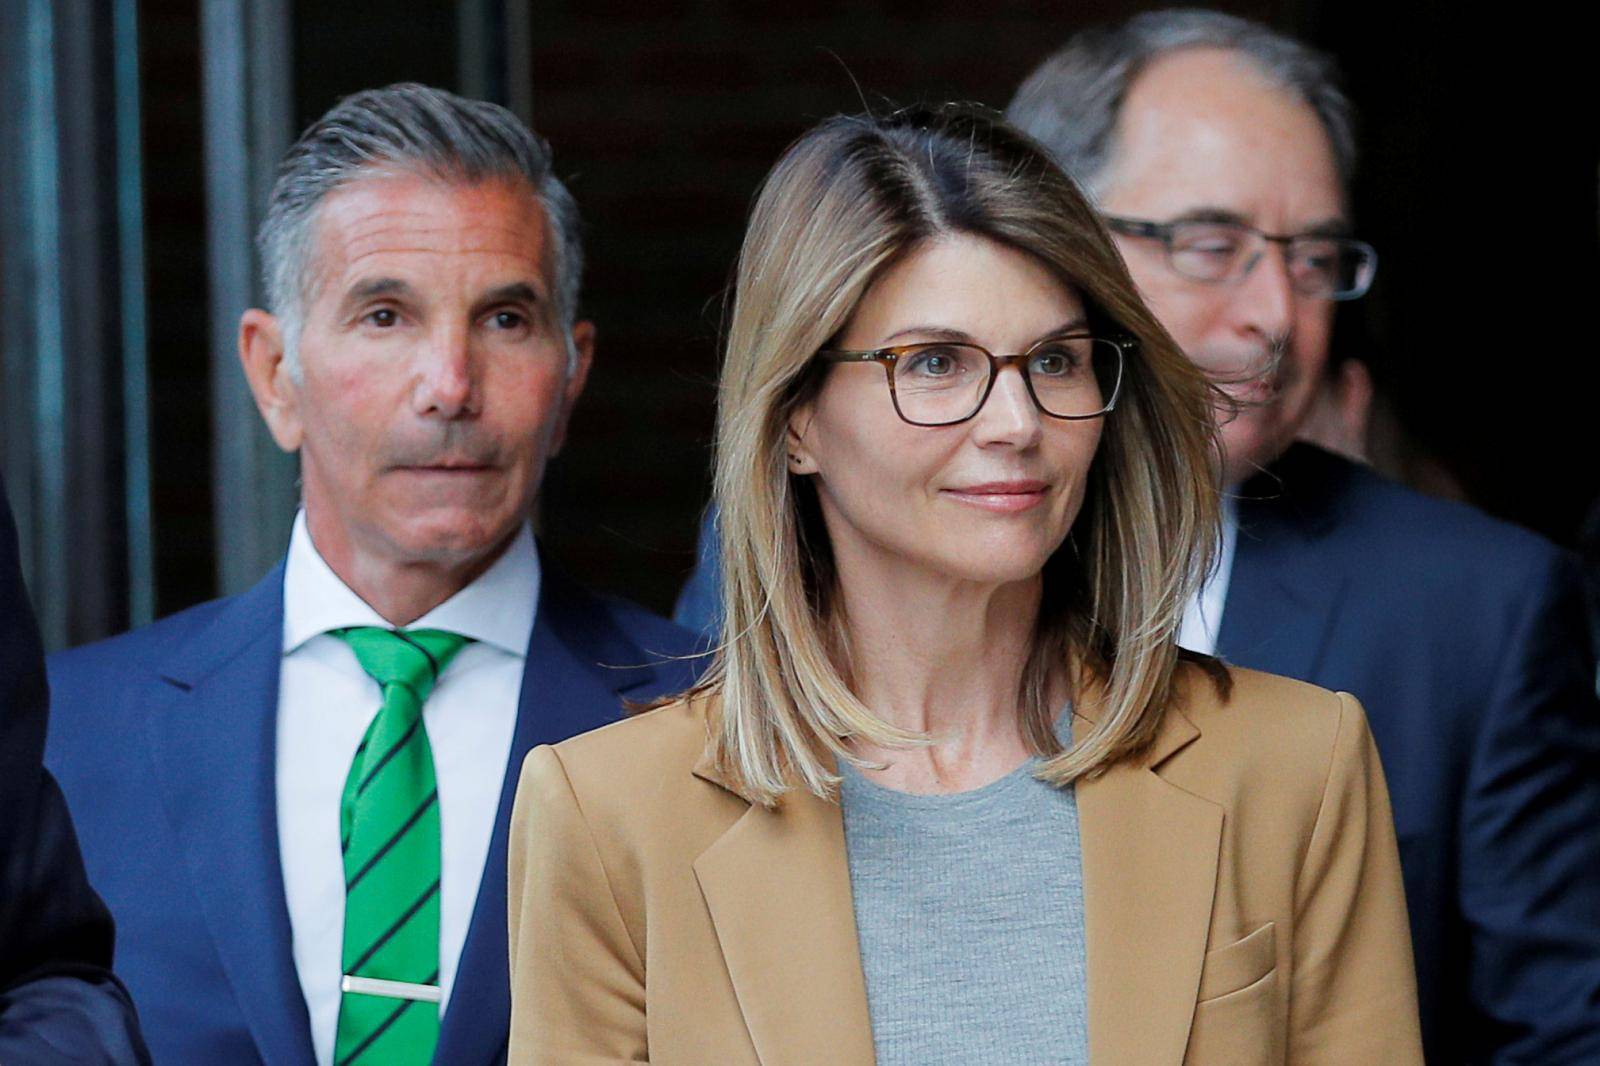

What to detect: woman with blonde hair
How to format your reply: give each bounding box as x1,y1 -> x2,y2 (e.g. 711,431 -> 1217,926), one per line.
507,104 -> 1423,1065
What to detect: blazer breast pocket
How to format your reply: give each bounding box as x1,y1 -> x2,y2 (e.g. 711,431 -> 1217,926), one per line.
1186,922 -> 1284,1066
1196,921 -> 1276,1001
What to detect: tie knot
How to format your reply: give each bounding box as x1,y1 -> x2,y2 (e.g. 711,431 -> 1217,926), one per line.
332,627 -> 471,703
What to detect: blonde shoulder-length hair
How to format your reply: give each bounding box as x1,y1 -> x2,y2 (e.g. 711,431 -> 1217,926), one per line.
690,104 -> 1222,805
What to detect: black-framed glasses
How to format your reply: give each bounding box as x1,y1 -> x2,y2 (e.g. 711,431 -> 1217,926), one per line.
815,334 -> 1128,427
1103,215 -> 1378,301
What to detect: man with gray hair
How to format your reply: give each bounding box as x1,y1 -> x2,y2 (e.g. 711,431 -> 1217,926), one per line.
45,84 -> 700,1066
1008,10 -> 1600,1063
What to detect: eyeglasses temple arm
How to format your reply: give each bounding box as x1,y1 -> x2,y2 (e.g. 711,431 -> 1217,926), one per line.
1100,215 -> 1167,240
815,350 -> 890,364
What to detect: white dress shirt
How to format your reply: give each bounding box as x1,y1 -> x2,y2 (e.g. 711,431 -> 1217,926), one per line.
276,512 -> 536,1066
1178,495 -> 1239,656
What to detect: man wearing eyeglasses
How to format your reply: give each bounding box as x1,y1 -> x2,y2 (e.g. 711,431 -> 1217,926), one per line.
1006,10 -> 1600,1064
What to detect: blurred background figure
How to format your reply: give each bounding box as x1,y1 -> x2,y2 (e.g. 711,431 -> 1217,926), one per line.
0,475 -> 148,1066
1005,10 -> 1600,1063
1297,354 -> 1374,464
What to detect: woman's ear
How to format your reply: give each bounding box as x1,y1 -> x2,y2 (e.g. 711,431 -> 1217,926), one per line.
786,406 -> 819,474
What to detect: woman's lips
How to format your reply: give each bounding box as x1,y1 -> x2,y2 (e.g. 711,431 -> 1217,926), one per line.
942,480 -> 1050,513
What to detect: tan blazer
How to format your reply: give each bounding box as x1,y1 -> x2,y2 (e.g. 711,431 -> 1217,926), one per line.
507,666 -> 1424,1064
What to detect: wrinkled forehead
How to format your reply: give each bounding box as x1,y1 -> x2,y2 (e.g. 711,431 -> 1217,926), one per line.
301,169 -> 554,308
1098,47 -> 1347,226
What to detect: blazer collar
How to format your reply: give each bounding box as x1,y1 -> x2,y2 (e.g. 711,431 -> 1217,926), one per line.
1232,442 -> 1346,540
147,561 -> 319,1066
438,564 -> 667,1066
689,695 -> 1220,1065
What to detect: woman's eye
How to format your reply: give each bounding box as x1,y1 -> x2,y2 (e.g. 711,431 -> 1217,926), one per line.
906,347 -> 963,376
1029,347 -> 1079,377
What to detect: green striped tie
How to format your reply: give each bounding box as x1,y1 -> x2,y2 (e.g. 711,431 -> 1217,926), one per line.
331,627 -> 470,1066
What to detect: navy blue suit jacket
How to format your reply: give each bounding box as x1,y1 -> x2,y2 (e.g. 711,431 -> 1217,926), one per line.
1220,443 -> 1600,1065
0,481 -> 148,1065
46,559 -> 702,1066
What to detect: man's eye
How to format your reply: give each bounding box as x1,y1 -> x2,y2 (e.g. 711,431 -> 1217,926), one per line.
1171,223 -> 1246,259
365,308 -> 399,328
1291,241 -> 1340,275
492,310 -> 527,330
1177,238 -> 1240,257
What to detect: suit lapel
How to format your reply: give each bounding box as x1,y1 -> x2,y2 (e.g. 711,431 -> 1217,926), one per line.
1218,453 -> 1347,681
1077,708 -> 1222,1064
146,563 -> 317,1066
437,569 -> 667,1066
691,777 -> 876,1066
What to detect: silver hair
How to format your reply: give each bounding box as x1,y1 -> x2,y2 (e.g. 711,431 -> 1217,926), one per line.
1005,8 -> 1356,199
257,82 -> 583,374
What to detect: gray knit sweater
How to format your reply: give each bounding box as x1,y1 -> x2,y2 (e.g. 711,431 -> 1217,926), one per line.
839,730 -> 1090,1066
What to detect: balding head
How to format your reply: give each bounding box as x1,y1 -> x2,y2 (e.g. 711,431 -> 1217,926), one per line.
1006,8 -> 1355,199
1008,12 -> 1362,485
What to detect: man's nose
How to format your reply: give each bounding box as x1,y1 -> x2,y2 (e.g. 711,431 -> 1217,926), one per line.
1231,242 -> 1297,347
414,323 -> 476,418
971,364 -> 1043,447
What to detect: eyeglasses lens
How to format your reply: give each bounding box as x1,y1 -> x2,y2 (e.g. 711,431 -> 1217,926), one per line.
1165,222 -> 1374,299
891,344 -> 990,425
1024,337 -> 1119,419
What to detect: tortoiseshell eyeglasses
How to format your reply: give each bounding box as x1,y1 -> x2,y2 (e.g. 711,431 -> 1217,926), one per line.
815,333 -> 1129,427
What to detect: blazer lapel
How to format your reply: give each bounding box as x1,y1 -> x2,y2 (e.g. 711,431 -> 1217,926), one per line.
686,698 -> 1221,1066
1078,708 -> 1222,1065
1218,457 -> 1347,681
146,563 -> 317,1066
436,568 -> 668,1066
691,777 -> 877,1066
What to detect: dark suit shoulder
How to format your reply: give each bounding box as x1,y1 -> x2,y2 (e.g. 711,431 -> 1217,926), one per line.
538,567 -> 706,694
589,591 -> 706,661
1253,444 -> 1569,595
1272,444 -> 1557,557
44,576 -> 286,770
48,592 -> 244,680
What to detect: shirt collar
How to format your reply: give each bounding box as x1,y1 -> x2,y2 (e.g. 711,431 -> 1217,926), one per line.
282,510 -> 540,658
